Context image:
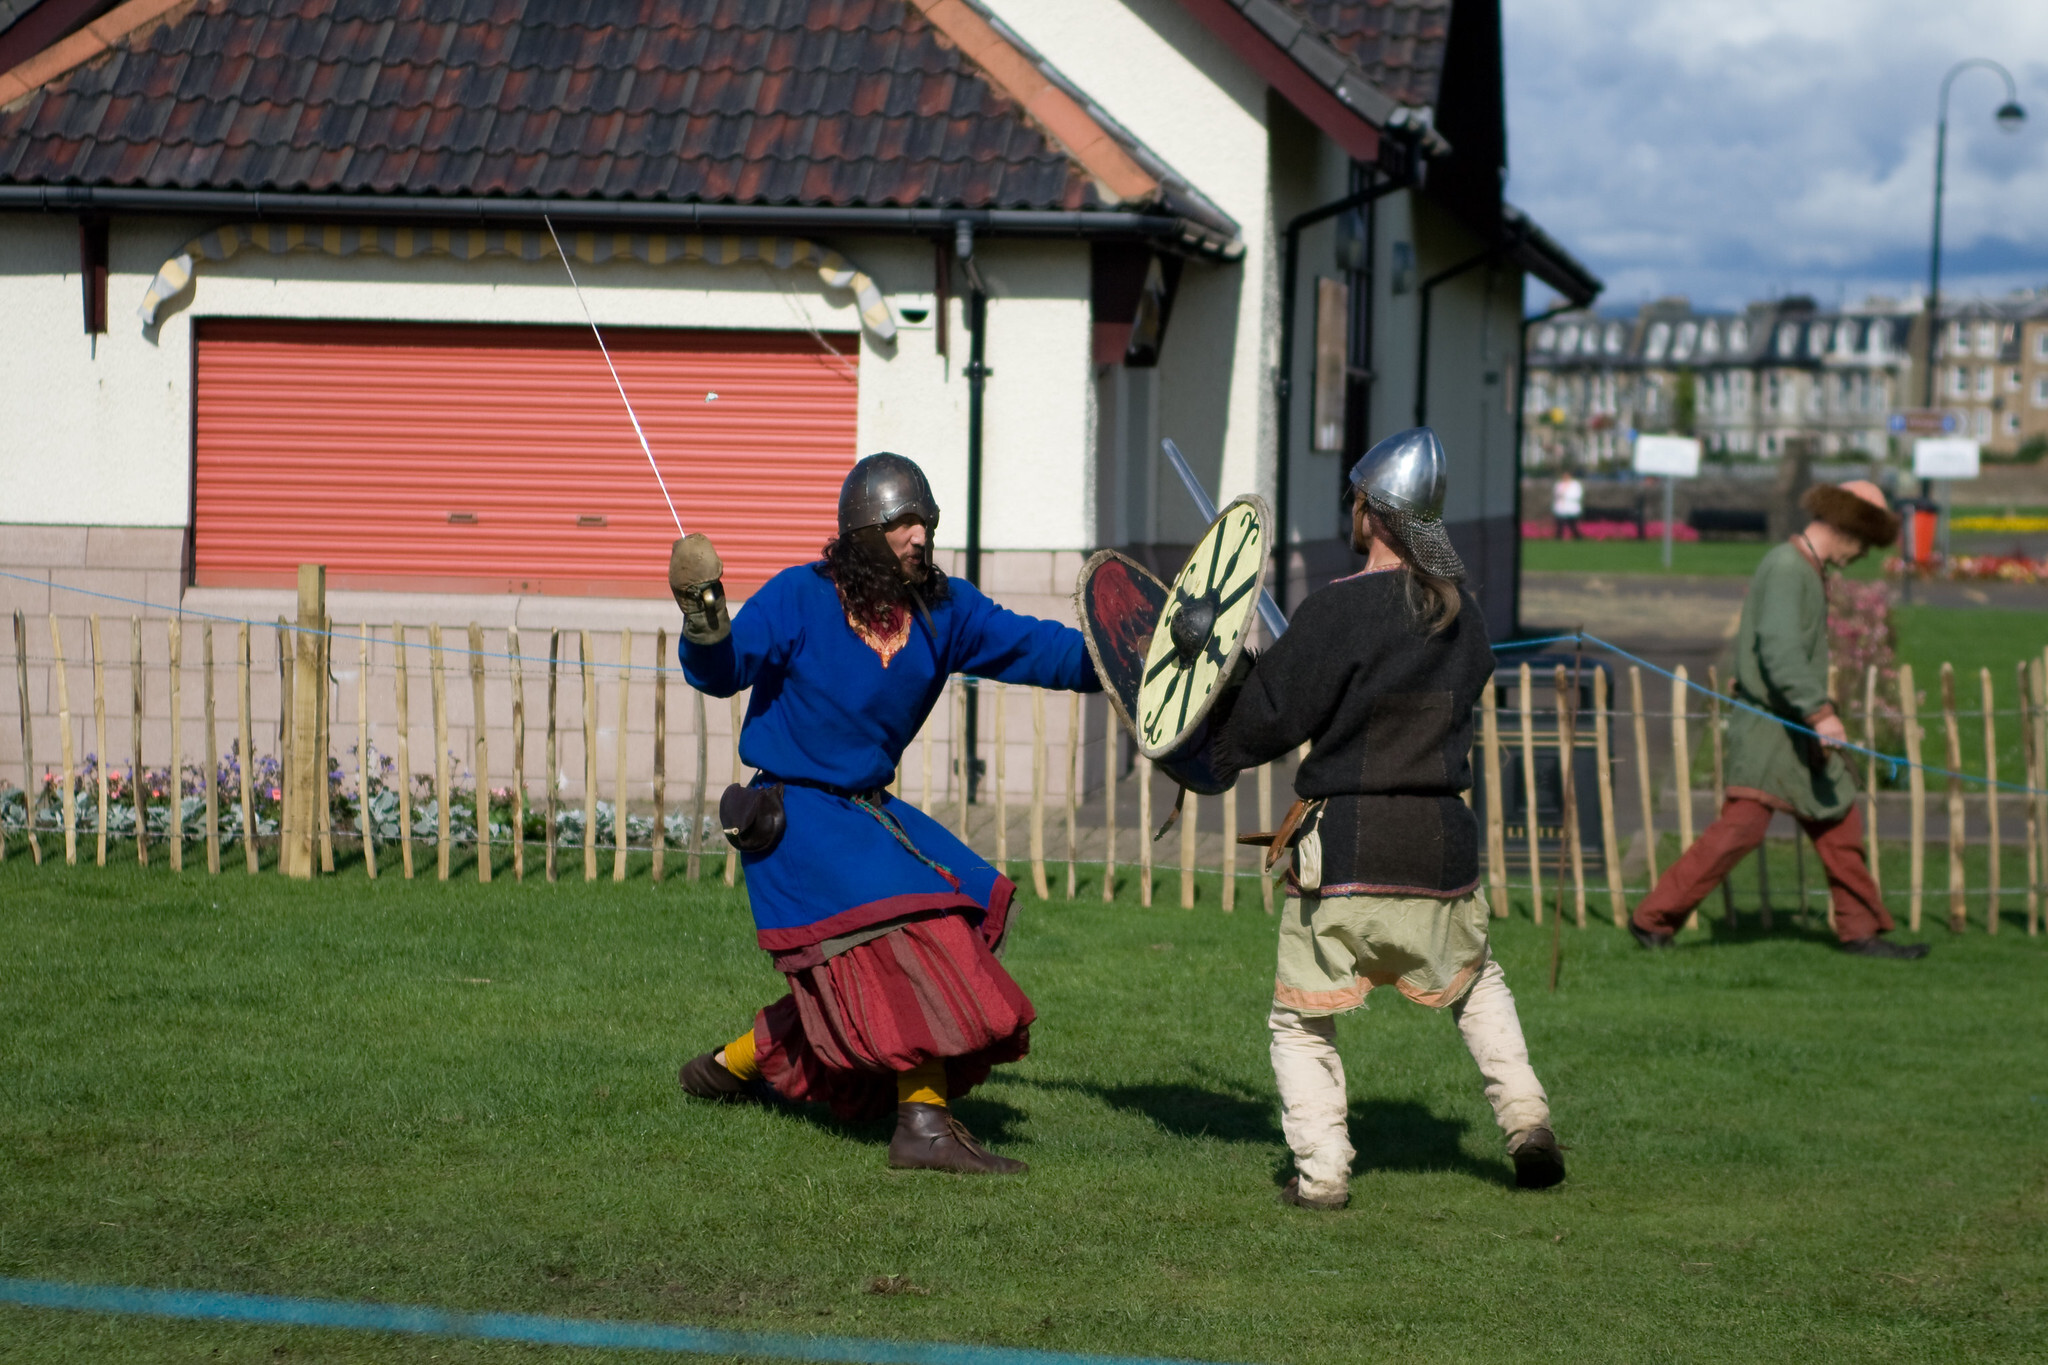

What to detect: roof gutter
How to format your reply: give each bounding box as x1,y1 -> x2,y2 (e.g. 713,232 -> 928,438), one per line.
0,185 -> 1244,260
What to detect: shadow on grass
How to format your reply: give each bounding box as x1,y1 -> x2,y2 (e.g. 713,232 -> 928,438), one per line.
1007,1072 -> 1281,1144
748,1093 -> 1035,1149
1344,1099 -> 1512,1188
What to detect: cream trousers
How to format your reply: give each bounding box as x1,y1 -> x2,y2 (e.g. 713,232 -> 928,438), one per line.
1268,958 -> 1551,1202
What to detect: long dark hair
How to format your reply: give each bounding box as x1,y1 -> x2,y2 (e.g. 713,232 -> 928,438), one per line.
814,532 -> 950,631
1361,509 -> 1462,635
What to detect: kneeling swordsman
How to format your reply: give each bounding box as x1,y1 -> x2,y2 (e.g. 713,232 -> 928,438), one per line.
1219,428 -> 1565,1208
670,453 -> 1101,1173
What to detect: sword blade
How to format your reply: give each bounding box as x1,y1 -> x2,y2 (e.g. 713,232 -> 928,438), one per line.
1159,438 -> 1288,640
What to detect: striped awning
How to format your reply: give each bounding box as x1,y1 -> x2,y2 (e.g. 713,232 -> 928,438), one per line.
138,223 -> 897,343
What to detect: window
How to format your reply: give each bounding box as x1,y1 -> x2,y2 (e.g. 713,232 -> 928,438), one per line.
2033,375 -> 2048,407
1605,324 -> 1625,355
1976,321 -> 1996,356
1976,408 -> 1992,438
1729,320 -> 1749,351
1645,321 -> 1671,361
1556,325 -> 1579,355
1581,327 -> 1601,357
1835,321 -> 1856,353
2035,329 -> 2048,362
2007,368 -> 2022,392
1536,325 -> 1557,351
1808,323 -> 1829,356
1777,323 -> 1799,355
1947,320 -> 1966,355
1951,366 -> 1969,397
1867,324 -> 1888,358
1765,372 -> 1782,413
1976,367 -> 1994,399
1673,320 -> 1698,360
2004,412 -> 2020,435
1700,321 -> 1720,355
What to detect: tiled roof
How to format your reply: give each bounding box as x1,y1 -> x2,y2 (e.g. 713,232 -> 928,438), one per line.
1284,0 -> 1448,110
0,0 -> 1233,236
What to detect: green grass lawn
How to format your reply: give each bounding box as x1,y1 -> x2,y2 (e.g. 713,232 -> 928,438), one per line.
1887,606 -> 2048,790
1521,538 -> 1890,581
0,856 -> 2043,1363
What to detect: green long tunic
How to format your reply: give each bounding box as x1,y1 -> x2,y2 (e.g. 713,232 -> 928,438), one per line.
1724,540 -> 1855,821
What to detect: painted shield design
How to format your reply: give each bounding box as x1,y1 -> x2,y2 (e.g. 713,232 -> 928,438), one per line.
1135,496 -> 1268,760
1074,548 -> 1237,796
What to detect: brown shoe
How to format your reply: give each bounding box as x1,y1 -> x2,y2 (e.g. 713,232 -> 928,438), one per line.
677,1050 -> 773,1104
1510,1127 -> 1567,1189
886,1102 -> 1027,1174
1278,1175 -> 1348,1211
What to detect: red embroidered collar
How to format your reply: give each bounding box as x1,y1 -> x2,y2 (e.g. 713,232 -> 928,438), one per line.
848,607 -> 912,667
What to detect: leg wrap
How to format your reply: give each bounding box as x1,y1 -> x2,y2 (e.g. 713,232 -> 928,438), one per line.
1267,1005 -> 1353,1202
1450,959 -> 1550,1140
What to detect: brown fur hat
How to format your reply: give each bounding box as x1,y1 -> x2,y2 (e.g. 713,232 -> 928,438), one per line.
1802,481 -> 1900,548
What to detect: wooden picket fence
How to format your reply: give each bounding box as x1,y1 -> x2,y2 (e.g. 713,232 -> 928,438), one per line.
6,591 -> 2047,936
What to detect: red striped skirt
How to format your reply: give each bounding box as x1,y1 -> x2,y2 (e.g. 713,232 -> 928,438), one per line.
753,911 -> 1035,1122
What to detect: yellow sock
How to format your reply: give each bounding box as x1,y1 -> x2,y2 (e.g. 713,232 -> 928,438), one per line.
897,1060 -> 946,1107
718,1026 -> 760,1081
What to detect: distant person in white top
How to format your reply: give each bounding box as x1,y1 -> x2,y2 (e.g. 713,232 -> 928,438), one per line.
1551,469 -> 1583,540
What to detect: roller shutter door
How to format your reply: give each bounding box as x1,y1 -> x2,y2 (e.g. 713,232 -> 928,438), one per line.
194,320 -> 859,597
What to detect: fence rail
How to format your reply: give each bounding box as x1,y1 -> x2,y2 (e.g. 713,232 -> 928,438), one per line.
5,597 -> 2046,936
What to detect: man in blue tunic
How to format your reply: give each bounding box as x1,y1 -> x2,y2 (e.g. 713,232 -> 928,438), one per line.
670,453 -> 1101,1174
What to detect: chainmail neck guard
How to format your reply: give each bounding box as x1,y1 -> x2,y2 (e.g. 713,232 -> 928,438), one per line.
1366,492 -> 1466,582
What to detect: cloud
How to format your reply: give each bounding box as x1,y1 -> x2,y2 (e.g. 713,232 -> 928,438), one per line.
1506,0 -> 2048,311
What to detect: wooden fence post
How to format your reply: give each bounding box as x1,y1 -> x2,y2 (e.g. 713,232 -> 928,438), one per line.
1593,666 -> 1625,926
357,625 -> 377,879
687,687 -> 707,882
1138,751 -> 1154,908
1941,663 -> 1965,933
509,626 -> 525,882
285,568 -> 326,880
614,629 -> 632,884
1221,758 -> 1238,913
167,618 -> 182,871
1672,665 -> 1697,930
545,630 -> 560,885
236,623 -> 255,874
1179,789 -> 1199,910
317,618 -> 334,875
1901,663 -> 1924,932
427,624 -> 451,880
50,617 -> 76,866
1256,759 -> 1272,914
1629,665 -> 1658,887
1707,665 -> 1726,811
1103,737 -> 1120,904
953,679 -> 969,841
651,627 -> 666,885
580,630 -> 598,882
993,682 -> 1008,874
1065,690 -> 1080,900
1030,686 -> 1049,899
1554,665 -> 1586,929
1981,667 -> 2000,934
724,692 -> 743,887
13,613 -> 38,864
130,617 -> 148,866
202,623 -> 219,874
276,620 -> 292,869
1863,664 -> 1882,896
393,625 -> 416,880
1518,662 -> 1542,921
469,622 -> 491,883
90,615 -> 107,867
1481,678 -> 1508,917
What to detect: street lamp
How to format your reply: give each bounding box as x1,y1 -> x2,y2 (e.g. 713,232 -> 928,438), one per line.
1922,59 -> 2026,411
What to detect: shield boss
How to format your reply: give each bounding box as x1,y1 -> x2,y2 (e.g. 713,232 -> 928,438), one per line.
1136,495 -> 1268,759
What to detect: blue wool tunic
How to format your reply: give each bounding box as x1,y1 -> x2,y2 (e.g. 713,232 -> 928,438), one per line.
682,564 -> 1100,952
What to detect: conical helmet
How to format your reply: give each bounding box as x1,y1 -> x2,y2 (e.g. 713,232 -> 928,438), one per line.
839,452 -> 939,538
1346,426 -> 1464,580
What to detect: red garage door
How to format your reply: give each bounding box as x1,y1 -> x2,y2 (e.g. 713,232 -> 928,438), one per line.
194,320 -> 859,597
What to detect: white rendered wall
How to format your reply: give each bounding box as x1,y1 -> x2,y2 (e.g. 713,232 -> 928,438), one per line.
0,215 -> 1094,557
980,0 -> 1275,545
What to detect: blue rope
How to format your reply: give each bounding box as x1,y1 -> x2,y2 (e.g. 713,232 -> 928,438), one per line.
0,1276 -> 1235,1365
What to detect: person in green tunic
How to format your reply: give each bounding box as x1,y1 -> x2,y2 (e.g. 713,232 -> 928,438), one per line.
1628,480 -> 1928,959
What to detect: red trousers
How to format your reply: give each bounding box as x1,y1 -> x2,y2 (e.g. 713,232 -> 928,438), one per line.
1633,797 -> 1894,942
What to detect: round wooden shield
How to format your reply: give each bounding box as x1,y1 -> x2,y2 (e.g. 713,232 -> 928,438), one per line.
1136,495 -> 1268,760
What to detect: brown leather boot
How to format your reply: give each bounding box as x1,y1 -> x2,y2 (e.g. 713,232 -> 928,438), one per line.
886,1102 -> 1027,1174
677,1050 -> 773,1105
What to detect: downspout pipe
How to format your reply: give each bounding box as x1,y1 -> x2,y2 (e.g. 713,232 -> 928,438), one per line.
1274,165 -> 1411,612
958,221 -> 991,802
1509,301 -> 1579,639
1413,232 -> 1526,428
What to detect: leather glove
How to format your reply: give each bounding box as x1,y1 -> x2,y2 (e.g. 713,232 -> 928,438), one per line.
669,534 -> 731,645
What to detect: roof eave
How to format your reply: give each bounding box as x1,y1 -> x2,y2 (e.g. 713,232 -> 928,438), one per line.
1502,204 -> 1601,309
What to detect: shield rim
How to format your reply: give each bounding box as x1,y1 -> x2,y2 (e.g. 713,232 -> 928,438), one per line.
1135,493 -> 1270,761
1073,546 -> 1165,742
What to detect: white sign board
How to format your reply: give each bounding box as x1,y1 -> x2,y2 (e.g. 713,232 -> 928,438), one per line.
1913,438 -> 1980,480
1633,434 -> 1702,478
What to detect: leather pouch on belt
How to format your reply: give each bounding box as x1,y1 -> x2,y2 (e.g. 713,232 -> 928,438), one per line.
719,782 -> 786,854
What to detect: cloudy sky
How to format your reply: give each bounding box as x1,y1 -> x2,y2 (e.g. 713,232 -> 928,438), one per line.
1504,0 -> 2048,314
